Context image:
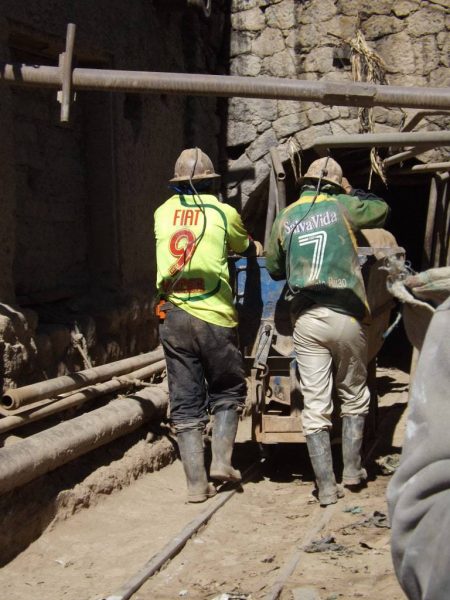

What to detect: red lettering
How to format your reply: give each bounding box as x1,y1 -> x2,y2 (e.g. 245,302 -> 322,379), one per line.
173,209 -> 182,225
173,209 -> 203,227
168,229 -> 196,275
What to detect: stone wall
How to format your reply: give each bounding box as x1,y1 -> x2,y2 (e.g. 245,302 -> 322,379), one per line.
0,0 -> 229,389
226,0 -> 449,206
12,84 -> 89,297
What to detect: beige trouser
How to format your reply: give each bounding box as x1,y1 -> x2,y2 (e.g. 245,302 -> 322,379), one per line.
292,305 -> 370,436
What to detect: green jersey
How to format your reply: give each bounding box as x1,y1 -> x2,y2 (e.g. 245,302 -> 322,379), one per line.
266,189 -> 389,320
154,193 -> 250,327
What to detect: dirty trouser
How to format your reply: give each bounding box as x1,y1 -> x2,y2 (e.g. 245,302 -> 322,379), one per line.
159,305 -> 247,431
292,305 -> 370,435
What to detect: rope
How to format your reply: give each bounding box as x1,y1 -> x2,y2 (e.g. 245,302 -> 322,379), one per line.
380,255 -> 434,310
112,370 -> 167,389
287,136 -> 302,184
71,322 -> 93,369
346,30 -> 406,188
112,376 -> 164,388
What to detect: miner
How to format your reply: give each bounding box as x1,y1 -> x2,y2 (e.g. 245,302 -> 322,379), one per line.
154,147 -> 262,502
266,157 -> 389,506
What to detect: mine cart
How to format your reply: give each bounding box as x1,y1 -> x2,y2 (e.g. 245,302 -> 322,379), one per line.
230,233 -> 404,445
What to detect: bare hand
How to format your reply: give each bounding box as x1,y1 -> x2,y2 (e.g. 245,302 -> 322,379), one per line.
341,177 -> 352,193
253,240 -> 264,256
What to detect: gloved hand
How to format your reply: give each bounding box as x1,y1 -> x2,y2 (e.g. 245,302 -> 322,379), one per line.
253,240 -> 264,256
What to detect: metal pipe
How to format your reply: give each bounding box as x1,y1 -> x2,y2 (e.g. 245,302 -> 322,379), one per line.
264,506 -> 335,600
59,23 -> 76,122
422,177 -> 438,269
443,181 -> 449,266
436,178 -> 449,267
1,62 -> 449,109
0,360 -> 166,435
0,385 -> 169,496
270,147 -> 287,211
104,460 -> 262,600
402,110 -> 450,132
264,168 -> 277,248
388,162 -> 450,173
277,180 -> 287,211
269,148 -> 286,181
383,146 -> 435,168
313,131 -> 450,155
1,347 -> 165,410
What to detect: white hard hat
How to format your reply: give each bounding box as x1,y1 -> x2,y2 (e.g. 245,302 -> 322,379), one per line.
299,157 -> 344,191
170,147 -> 220,182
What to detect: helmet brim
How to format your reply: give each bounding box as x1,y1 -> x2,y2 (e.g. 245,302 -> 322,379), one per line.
298,175 -> 345,193
169,172 -> 221,183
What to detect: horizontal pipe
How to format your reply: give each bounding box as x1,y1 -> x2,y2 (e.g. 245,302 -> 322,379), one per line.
0,385 -> 169,496
313,131 -> 450,154
1,62 -> 450,109
383,145 -> 435,167
2,347 -> 164,410
395,162 -> 450,172
0,360 -> 166,435
389,164 -> 450,175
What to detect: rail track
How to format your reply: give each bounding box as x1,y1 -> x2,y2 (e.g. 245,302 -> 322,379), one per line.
101,388 -> 406,600
0,367 -> 408,600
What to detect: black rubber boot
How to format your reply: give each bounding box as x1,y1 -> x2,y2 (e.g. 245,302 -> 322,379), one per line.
177,429 -> 217,503
210,409 -> 242,482
342,415 -> 368,486
306,430 -> 344,506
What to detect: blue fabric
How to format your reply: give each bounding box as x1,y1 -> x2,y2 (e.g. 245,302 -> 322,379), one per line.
169,181 -> 212,195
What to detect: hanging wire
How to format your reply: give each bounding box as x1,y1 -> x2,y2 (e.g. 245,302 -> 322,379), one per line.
162,148 -> 209,302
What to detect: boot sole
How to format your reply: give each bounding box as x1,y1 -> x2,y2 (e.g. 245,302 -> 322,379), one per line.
343,469 -> 368,487
210,470 -> 242,483
187,483 -> 217,503
319,484 -> 345,506
343,479 -> 364,486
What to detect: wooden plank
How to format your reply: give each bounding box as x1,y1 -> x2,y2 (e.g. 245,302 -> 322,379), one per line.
263,415 -> 303,433
257,431 -> 306,444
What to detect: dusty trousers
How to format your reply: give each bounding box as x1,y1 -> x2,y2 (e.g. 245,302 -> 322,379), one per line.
159,305 -> 247,430
292,305 -> 370,435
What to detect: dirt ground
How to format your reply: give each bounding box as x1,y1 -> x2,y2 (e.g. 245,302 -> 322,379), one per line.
0,367 -> 409,600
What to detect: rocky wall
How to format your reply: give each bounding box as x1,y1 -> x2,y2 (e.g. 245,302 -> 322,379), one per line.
0,289 -> 158,390
226,0 -> 450,206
